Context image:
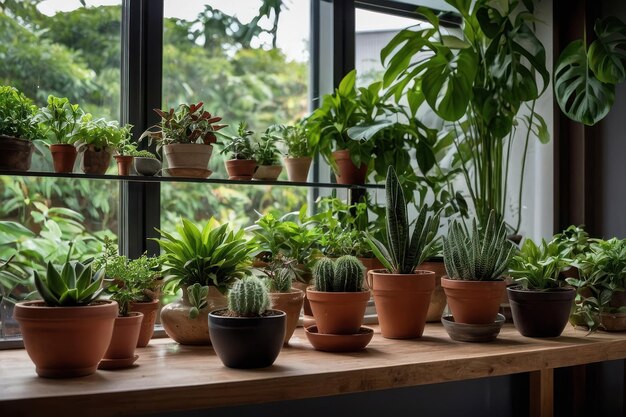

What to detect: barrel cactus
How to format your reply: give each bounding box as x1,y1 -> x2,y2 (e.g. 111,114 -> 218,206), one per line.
333,255 -> 365,292
313,257 -> 335,291
228,276 -> 269,316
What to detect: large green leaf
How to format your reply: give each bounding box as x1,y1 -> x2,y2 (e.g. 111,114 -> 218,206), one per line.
588,17 -> 626,85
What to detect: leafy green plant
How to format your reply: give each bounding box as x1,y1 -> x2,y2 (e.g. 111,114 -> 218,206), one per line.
443,211 -> 516,281
552,225 -> 590,258
140,102 -> 226,148
276,122 -> 313,158
0,85 -> 39,141
187,283 -> 209,319
130,150 -> 157,158
219,121 -> 256,160
228,276 -> 269,317
509,239 -> 572,290
366,167 -> 440,274
154,217 -> 256,294
254,128 -> 282,166
0,255 -> 20,303
35,95 -> 84,145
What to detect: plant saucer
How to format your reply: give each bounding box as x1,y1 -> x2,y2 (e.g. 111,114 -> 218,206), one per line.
164,168 -> 212,179
305,325 -> 373,352
441,314 -> 505,343
98,354 -> 139,370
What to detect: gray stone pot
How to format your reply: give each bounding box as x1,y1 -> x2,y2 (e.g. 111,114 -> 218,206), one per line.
134,157 -> 161,176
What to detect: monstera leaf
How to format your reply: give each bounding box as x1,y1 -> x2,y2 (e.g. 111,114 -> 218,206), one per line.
588,17 -> 626,85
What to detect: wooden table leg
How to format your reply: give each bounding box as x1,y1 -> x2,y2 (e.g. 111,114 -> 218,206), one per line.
530,368 -> 554,417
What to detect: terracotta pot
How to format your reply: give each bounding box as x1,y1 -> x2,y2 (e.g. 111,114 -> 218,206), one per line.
419,260 -> 448,322
0,135 -> 34,171
253,164 -> 282,181
225,159 -> 257,180
209,309 -> 286,369
160,285 -> 227,345
102,312 -> 143,360
293,280 -> 313,316
507,286 -> 576,337
81,145 -> 111,174
163,143 -> 212,172
306,289 -> 370,335
332,149 -> 368,185
50,144 -> 77,173
600,312 -> 626,332
268,288 -> 305,345
370,270 -> 435,339
129,299 -> 160,347
359,257 -> 385,291
441,277 -> 507,325
134,157 -> 161,176
114,155 -> 134,175
283,156 -> 312,182
13,300 -> 118,378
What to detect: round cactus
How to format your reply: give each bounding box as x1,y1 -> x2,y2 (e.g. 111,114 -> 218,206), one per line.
313,257 -> 334,291
228,276 -> 270,316
333,255 -> 365,292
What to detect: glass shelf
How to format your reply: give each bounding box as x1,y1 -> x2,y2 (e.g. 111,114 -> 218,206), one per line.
0,170 -> 385,190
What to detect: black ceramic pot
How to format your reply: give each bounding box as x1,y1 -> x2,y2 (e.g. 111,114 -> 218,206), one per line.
507,286 -> 576,338
208,309 -> 286,369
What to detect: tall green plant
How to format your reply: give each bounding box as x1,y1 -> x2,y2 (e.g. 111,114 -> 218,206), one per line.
35,95 -> 84,145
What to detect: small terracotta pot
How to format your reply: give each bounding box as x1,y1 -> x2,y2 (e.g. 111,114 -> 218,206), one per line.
163,143 -> 212,171
225,159 -> 257,180
507,286 -> 575,337
50,144 -> 77,173
419,260 -> 448,322
102,312 -> 143,360
81,145 -> 111,174
306,289 -> 370,335
441,277 -> 507,325
129,299 -> 160,347
253,164 -> 282,181
332,149 -> 368,185
283,156 -> 312,182
600,312 -> 626,331
114,155 -> 134,175
370,270 -> 435,339
292,280 -> 313,316
268,288 -> 305,345
13,300 -> 118,378
0,135 -> 34,171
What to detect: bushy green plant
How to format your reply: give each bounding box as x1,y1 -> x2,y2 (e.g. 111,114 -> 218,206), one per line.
74,115 -> 128,151
443,212 -> 516,281
130,150 -> 157,158
313,256 -> 364,292
155,217 -> 256,294
35,95 -> 84,145
276,122 -> 312,158
366,167 -> 440,274
228,276 -> 269,316
254,128 -> 282,166
219,121 -> 256,160
0,85 -> 39,141
552,225 -> 590,258
509,239 -> 572,290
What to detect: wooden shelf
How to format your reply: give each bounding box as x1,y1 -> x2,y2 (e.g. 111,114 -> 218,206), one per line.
2,323 -> 626,417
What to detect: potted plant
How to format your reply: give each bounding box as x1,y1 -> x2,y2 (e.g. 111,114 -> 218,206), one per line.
277,122 -> 314,182
209,276 -> 286,369
365,167 -> 440,339
140,102 -> 225,178
74,116 -> 114,175
154,217 -> 257,345
507,238 -> 576,337
219,122 -> 257,180
0,86 -> 39,171
112,124 -> 136,176
132,149 -> 161,176
553,225 -> 590,279
442,212 -> 516,326
253,128 -> 282,181
35,95 -> 83,173
13,247 -> 117,378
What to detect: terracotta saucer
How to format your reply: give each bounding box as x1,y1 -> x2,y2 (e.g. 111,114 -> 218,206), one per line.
98,355 -> 139,370
441,314 -> 505,343
164,168 -> 212,179
304,326 -> 373,352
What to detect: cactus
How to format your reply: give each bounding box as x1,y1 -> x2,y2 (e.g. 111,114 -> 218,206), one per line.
228,276 -> 270,316
313,257 -> 335,291
333,255 -> 365,292
273,268 -> 293,293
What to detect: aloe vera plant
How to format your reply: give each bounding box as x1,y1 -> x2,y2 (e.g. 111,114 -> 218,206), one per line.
443,212 -> 516,281
366,166 -> 440,274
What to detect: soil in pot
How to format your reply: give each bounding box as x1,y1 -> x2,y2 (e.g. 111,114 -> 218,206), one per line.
99,312 -> 143,369
507,286 -> 576,337
306,289 -> 370,335
208,309 -> 286,369
441,277 -> 507,325
115,155 -> 134,175
283,156 -> 312,182
268,289 -> 305,345
332,149 -> 367,185
129,299 -> 160,347
225,159 -> 257,180
0,135 -> 34,171
50,144 -> 77,173
418,260 -> 447,322
253,165 -> 282,181
81,146 -> 111,175
370,270 -> 435,339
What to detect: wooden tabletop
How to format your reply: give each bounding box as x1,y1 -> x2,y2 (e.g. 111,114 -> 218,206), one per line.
1,323 -> 625,417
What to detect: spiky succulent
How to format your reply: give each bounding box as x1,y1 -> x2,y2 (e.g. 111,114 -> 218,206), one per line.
228,277 -> 270,316
333,255 -> 365,292
366,166 -> 440,274
443,212 -> 516,281
271,268 -> 294,293
313,257 -> 335,291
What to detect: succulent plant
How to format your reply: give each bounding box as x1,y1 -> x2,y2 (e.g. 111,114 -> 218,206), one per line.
228,276 -> 270,317
187,283 -> 209,319
271,268 -> 294,293
443,211 -> 516,281
333,255 -> 365,292
313,257 -> 335,292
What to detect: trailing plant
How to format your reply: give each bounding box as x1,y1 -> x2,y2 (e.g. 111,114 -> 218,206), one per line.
0,85 -> 40,141
155,217 -> 257,294
276,122 -> 313,158
366,167 -> 440,274
312,256 -> 365,292
219,121 -> 256,160
228,276 -> 270,317
187,283 -> 209,319
140,102 -> 226,149
254,128 -> 282,166
443,211 -> 516,281
35,95 -> 84,145
509,239 -> 573,290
